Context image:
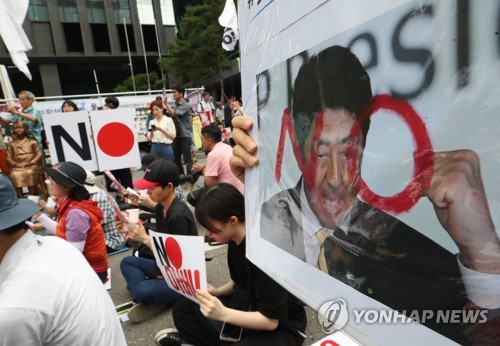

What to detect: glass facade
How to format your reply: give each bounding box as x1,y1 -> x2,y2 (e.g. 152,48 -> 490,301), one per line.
113,0 -> 132,24
137,0 -> 155,24
58,0 -> 79,23
86,0 -> 106,24
28,0 -> 49,22
159,0 -> 175,26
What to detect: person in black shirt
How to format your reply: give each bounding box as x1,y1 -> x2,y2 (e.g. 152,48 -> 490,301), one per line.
155,183 -> 307,346
120,159 -> 198,323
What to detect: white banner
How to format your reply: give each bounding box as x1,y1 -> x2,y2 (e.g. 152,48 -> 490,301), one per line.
149,231 -> 207,303
33,91 -> 204,143
240,0 -> 500,345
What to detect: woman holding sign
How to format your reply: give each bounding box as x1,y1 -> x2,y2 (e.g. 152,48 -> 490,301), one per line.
155,183 -> 306,346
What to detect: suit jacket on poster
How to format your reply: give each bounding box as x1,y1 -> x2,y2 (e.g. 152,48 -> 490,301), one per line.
260,180 -> 495,345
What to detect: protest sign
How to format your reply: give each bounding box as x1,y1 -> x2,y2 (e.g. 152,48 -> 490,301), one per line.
42,111 -> 98,171
149,231 -> 207,303
90,108 -> 141,171
198,110 -> 213,127
192,116 -> 203,149
240,1 -> 500,344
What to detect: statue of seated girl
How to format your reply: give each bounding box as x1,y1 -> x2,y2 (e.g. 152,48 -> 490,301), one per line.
6,121 -> 43,197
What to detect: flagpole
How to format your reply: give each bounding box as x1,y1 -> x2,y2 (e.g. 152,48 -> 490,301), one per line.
138,22 -> 151,91
93,69 -> 103,106
123,18 -> 136,94
154,19 -> 167,92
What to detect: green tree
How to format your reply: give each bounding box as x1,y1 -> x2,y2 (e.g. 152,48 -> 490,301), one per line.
158,0 -> 235,97
113,71 -> 164,92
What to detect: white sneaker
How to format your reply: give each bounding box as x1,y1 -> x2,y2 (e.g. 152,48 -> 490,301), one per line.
155,328 -> 184,346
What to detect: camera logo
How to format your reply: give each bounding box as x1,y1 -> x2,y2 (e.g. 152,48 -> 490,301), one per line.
318,299 -> 348,334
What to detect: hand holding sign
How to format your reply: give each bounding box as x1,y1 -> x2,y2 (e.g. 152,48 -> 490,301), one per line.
196,289 -> 229,321
229,114 -> 258,184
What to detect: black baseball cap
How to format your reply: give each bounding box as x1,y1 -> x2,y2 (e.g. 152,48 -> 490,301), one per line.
133,159 -> 180,190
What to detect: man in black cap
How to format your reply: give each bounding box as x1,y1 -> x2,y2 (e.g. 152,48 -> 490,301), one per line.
120,159 -> 198,323
0,175 -> 126,345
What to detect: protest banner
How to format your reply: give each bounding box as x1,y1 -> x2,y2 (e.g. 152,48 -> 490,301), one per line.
192,116 -> 203,149
240,0 -> 500,344
149,231 -> 207,303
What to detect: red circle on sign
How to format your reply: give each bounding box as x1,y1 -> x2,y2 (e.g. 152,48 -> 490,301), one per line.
165,237 -> 183,269
349,94 -> 434,214
97,122 -> 134,157
321,341 -> 340,346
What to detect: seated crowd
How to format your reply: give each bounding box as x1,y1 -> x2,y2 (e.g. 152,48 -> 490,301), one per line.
0,91 -> 307,345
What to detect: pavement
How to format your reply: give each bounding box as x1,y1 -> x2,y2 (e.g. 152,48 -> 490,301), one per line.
105,152 -> 325,345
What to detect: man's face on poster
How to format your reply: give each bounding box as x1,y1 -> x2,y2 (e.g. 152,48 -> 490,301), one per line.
302,108 -> 364,229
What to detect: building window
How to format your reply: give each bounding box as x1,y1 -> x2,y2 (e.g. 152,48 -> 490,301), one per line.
28,0 -> 49,22
141,25 -> 159,52
137,0 -> 155,24
86,0 -> 106,24
58,0 -> 79,23
117,24 -> 136,52
113,0 -> 132,24
159,0 -> 175,26
62,23 -> 84,52
91,24 -> 111,52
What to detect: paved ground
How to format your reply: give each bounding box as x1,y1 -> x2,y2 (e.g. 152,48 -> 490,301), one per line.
104,153 -> 325,345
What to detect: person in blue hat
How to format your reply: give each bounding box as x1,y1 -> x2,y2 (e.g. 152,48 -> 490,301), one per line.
0,174 -> 127,345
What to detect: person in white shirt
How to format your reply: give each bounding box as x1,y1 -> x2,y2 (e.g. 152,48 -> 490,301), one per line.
197,91 -> 215,121
150,99 -> 176,162
215,101 -> 225,124
0,175 -> 127,346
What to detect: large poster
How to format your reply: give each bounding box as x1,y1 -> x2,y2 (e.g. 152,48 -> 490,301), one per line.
240,1 -> 500,345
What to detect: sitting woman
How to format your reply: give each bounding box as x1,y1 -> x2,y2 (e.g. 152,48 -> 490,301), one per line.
33,162 -> 109,283
6,121 -> 43,197
149,100 -> 176,162
156,183 -> 307,346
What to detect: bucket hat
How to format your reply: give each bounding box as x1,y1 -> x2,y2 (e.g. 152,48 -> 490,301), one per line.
45,162 -> 86,190
0,175 -> 41,231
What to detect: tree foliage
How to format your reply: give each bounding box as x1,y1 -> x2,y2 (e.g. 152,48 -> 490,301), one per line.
113,71 -> 164,92
158,0 -> 235,87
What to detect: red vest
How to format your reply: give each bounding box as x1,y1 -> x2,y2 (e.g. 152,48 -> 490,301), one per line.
56,198 -> 108,274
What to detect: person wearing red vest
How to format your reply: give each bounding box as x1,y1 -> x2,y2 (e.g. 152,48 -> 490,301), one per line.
34,162 -> 108,283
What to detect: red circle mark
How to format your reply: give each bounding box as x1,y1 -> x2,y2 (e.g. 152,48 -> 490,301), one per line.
165,237 -> 183,269
321,341 -> 340,346
349,94 -> 434,214
97,122 -> 134,157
